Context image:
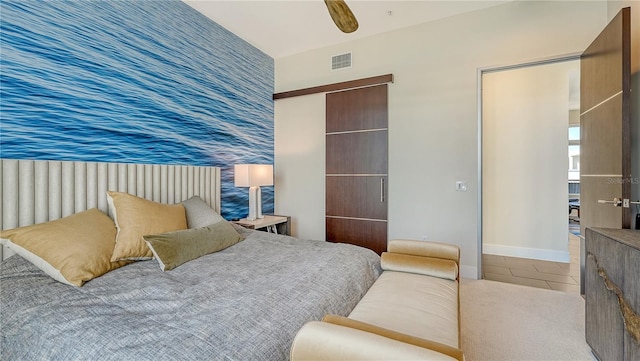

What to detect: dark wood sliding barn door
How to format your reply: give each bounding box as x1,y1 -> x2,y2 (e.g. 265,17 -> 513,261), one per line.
326,84 -> 388,254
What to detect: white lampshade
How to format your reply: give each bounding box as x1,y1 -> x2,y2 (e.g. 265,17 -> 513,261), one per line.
234,164 -> 273,221
234,164 -> 273,187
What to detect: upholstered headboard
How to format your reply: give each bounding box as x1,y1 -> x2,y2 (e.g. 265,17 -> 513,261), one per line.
0,159 -> 221,260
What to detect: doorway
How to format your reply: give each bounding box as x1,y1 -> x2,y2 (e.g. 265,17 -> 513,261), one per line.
479,57 -> 581,292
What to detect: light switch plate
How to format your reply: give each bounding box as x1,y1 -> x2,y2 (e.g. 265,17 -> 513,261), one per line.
456,181 -> 467,191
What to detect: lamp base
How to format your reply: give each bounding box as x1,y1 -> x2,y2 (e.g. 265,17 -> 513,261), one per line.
247,186 -> 264,221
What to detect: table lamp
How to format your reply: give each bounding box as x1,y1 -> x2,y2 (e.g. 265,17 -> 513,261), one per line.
234,164 -> 273,220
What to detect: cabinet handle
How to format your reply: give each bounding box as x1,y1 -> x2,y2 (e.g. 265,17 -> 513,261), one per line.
380,178 -> 385,203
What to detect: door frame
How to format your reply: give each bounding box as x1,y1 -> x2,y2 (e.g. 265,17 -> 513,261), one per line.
476,53 -> 582,279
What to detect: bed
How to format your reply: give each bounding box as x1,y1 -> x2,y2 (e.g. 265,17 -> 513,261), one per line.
0,159 -> 381,360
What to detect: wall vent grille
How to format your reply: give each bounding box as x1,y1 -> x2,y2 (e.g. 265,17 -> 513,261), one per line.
331,52 -> 352,70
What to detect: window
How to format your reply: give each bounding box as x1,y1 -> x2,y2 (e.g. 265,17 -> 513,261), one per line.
568,126 -> 580,141
568,126 -> 580,182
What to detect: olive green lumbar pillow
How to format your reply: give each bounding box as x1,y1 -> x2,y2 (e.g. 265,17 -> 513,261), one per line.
0,209 -> 129,287
107,191 -> 187,262
143,221 -> 242,271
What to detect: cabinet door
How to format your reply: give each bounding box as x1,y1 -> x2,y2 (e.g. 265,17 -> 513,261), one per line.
326,84 -> 388,254
585,230 -> 625,361
624,247 -> 640,360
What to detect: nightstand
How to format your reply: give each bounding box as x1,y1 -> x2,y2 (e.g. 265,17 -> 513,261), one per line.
233,215 -> 290,236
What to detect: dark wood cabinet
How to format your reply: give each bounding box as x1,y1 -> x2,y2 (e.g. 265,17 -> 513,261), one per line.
585,228 -> 640,361
326,84 -> 388,254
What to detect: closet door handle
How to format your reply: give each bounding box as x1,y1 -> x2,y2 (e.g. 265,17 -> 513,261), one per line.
380,178 -> 385,203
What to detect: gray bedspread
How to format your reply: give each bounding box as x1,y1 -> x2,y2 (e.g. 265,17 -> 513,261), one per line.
0,227 -> 381,361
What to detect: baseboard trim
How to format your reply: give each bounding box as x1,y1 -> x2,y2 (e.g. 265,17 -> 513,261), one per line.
483,243 -> 570,263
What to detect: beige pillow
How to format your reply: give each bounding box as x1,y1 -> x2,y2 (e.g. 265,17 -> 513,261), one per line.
107,191 -> 187,261
143,221 -> 242,271
0,208 -> 129,287
181,196 -> 224,229
380,252 -> 459,281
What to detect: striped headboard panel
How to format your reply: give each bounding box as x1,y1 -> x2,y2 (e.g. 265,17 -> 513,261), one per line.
0,159 -> 221,261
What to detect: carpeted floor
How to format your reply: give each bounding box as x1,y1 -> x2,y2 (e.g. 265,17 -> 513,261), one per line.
460,279 -> 595,361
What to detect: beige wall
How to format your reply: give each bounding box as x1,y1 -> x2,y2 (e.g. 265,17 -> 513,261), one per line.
274,93 -> 326,239
483,61 -> 578,262
274,1 -> 607,278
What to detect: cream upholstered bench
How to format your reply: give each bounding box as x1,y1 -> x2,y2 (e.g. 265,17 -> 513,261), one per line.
291,239 -> 463,361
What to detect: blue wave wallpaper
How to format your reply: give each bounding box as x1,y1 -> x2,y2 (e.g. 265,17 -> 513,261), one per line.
0,0 -> 274,220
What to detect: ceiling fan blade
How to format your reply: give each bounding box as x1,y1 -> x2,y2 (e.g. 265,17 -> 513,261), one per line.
324,0 -> 358,33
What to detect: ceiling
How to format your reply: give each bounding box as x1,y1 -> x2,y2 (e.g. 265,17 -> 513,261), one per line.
184,0 -> 511,58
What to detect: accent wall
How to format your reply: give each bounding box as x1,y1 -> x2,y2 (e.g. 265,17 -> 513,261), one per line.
0,0 -> 274,220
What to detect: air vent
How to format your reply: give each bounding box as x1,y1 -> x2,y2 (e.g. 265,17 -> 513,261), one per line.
331,52 -> 352,70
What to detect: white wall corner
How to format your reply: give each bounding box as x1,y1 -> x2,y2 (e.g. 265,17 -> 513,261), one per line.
460,265 -> 480,280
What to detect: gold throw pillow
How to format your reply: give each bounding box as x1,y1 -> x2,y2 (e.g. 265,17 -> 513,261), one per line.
107,191 -> 187,261
0,208 -> 129,286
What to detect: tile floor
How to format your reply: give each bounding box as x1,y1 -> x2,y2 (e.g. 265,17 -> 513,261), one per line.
482,232 -> 581,293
